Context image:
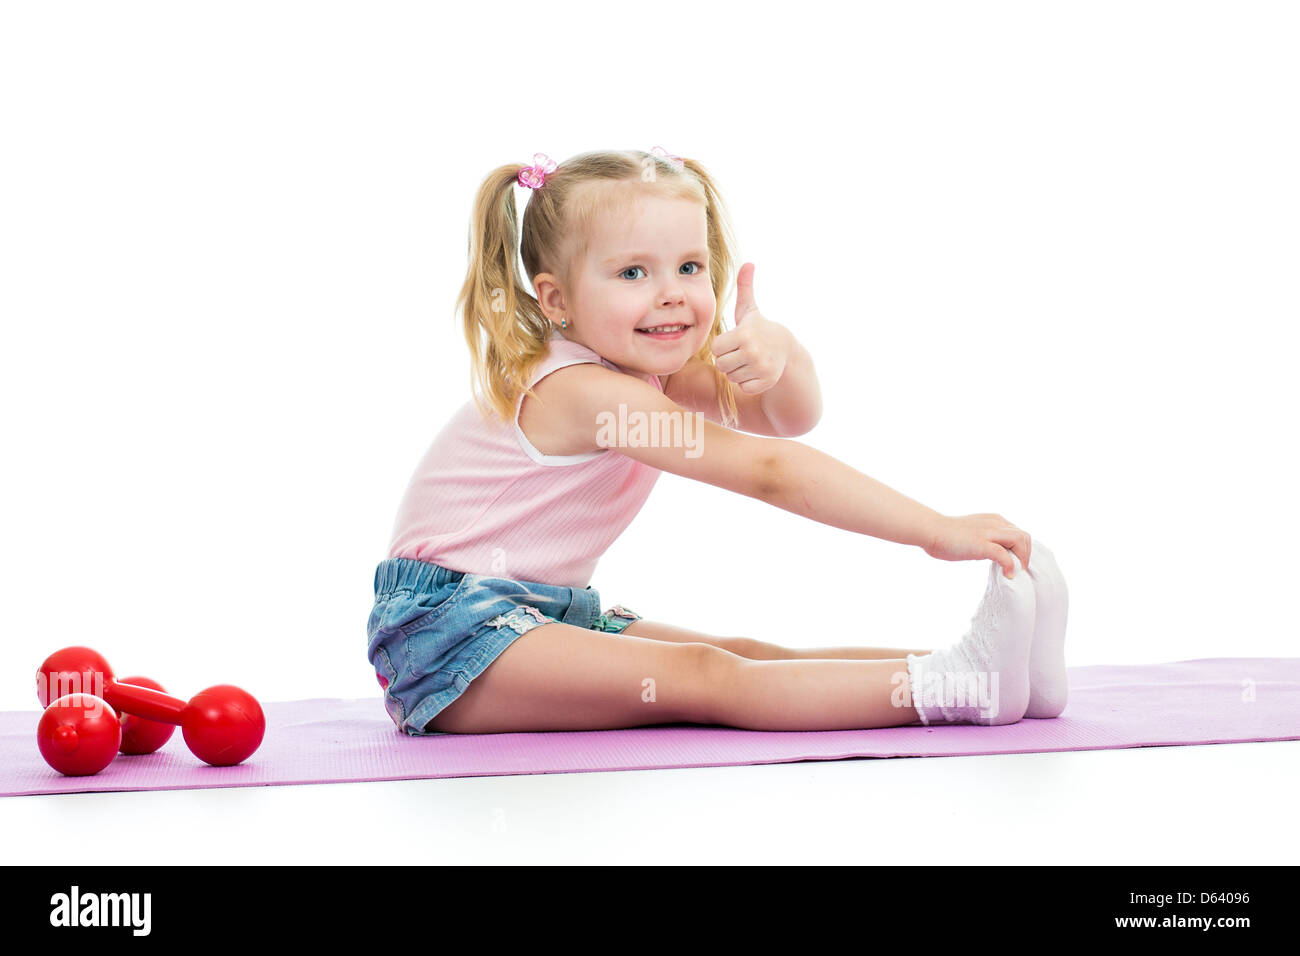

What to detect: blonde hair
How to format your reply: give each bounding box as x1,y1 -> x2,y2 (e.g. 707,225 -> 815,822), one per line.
453,148 -> 741,429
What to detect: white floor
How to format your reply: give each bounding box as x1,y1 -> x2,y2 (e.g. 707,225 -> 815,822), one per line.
4,738 -> 1295,865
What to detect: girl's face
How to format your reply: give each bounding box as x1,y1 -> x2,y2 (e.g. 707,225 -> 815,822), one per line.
555,194 -> 716,376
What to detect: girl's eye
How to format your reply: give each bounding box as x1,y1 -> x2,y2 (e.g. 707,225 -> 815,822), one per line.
620,266 -> 646,280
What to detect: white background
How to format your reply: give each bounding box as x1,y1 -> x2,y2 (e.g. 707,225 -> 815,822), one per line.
2,1 -> 1296,864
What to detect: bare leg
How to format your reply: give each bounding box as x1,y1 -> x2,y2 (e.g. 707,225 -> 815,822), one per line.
621,618 -> 932,662
427,621 -> 920,735
716,656 -> 920,731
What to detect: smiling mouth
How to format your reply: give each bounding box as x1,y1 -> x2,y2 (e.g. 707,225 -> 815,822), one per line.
636,324 -> 691,333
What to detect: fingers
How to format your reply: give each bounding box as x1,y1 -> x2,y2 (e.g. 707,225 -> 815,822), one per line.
1003,538 -> 1030,577
989,520 -> 1031,577
963,515 -> 1033,578
1012,529 -> 1031,575
986,543 -> 1016,579
991,540 -> 1031,579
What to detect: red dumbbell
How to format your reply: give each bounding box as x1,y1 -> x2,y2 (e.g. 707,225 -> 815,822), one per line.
37,667 -> 179,756
36,646 -> 265,767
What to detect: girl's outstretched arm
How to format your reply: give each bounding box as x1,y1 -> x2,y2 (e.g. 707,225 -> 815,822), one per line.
758,439 -> 1032,577
757,438 -> 1031,577
544,362 -> 1030,576
757,437 -> 942,549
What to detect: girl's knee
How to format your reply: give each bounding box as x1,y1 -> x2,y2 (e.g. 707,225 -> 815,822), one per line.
679,642 -> 746,723
635,641 -> 738,726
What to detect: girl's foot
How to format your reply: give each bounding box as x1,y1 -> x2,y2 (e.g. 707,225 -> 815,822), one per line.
1025,542 -> 1070,718
906,553 -> 1036,725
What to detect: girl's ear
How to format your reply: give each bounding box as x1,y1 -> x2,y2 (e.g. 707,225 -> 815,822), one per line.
532,273 -> 566,318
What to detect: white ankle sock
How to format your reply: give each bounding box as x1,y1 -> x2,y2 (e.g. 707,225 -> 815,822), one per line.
906,554 -> 1036,726
1025,541 -> 1070,718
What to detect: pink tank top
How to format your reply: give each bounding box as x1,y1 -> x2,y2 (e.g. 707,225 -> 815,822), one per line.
387,328 -> 664,588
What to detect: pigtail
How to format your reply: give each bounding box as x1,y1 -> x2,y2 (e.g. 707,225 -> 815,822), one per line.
454,164 -> 552,426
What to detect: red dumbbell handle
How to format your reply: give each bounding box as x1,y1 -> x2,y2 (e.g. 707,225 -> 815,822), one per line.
103,681 -> 186,724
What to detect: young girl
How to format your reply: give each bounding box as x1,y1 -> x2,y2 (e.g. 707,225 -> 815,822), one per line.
367,148 -> 1070,737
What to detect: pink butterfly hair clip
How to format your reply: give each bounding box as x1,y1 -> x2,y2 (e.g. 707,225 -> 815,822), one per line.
650,146 -> 685,171
518,153 -> 558,189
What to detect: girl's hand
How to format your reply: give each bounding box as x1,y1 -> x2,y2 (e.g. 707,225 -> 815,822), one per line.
711,263 -> 791,395
925,513 -> 1032,579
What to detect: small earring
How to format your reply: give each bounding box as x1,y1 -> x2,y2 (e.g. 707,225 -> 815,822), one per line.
561,318 -> 567,329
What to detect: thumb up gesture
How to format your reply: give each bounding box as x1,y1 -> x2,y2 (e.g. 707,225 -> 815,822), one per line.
710,263 -> 792,395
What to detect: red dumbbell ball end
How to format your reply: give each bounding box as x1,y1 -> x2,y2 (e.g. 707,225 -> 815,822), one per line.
37,694 -> 122,776
181,684 -> 265,766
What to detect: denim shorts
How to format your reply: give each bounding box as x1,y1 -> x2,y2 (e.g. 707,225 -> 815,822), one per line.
366,557 -> 645,736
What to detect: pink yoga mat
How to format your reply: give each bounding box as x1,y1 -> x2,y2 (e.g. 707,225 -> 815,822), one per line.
2,657 -> 1296,797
